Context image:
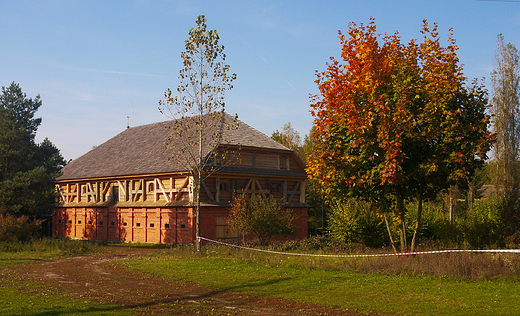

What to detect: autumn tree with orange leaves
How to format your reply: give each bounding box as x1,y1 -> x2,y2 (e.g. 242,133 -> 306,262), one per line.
308,19 -> 493,252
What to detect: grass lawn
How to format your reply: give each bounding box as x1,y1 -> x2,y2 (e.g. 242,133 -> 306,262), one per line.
0,239 -> 101,268
0,239 -> 132,316
0,285 -> 131,316
124,246 -> 520,316
1,240 -> 518,315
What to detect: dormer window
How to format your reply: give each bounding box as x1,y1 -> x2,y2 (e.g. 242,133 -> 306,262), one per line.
279,155 -> 289,170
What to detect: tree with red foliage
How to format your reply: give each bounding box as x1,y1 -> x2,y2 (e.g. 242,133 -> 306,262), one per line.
308,18 -> 493,252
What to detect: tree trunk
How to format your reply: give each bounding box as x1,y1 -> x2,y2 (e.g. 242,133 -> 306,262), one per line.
383,212 -> 397,253
467,185 -> 474,211
410,194 -> 423,252
195,172 -> 201,252
196,113 -> 203,252
396,193 -> 407,252
321,193 -> 325,234
448,186 -> 456,225
313,180 -> 317,235
379,197 -> 397,253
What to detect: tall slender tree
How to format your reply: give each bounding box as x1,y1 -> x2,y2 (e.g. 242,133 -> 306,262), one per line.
491,34 -> 520,230
159,15 -> 236,251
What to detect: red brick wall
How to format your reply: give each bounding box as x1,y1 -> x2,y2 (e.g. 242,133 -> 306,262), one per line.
291,207 -> 309,240
199,207 -> 233,240
53,205 -> 308,244
107,207 -> 120,241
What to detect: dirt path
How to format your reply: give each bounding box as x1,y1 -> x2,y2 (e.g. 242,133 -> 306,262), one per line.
3,247 -> 379,315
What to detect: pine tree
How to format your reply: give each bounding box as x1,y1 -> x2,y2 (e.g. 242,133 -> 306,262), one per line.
0,82 -> 65,219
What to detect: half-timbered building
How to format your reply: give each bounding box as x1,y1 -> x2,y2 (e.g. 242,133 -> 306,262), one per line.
53,113 -> 308,244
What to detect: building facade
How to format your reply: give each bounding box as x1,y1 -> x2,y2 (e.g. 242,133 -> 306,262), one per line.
53,114 -> 308,244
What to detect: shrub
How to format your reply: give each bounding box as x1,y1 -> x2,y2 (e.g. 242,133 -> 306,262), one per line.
328,198 -> 387,248
271,235 -> 373,254
405,199 -> 462,244
228,194 -> 295,245
0,213 -> 42,243
504,230 -> 520,248
463,196 -> 505,248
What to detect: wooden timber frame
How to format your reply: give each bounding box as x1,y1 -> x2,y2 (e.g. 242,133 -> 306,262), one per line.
53,115 -> 309,244
56,174 -> 305,206
54,172 -> 307,244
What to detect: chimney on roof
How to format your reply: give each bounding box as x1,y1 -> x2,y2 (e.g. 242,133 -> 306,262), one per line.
127,116 -> 130,129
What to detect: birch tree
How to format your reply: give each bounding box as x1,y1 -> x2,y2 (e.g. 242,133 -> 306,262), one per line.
159,15 -> 236,251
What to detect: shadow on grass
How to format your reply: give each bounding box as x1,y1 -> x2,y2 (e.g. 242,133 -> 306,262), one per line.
25,277 -> 293,316
22,305 -> 125,316
0,258 -> 46,268
107,243 -> 173,249
0,258 -> 44,262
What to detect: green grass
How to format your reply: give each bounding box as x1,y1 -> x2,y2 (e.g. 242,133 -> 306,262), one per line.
0,240 -> 236,315
0,239 -> 131,316
1,239 -> 518,315
124,246 -> 520,315
0,284 -> 131,316
0,238 -> 104,268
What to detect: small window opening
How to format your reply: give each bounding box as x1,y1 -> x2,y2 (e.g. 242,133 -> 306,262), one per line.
164,223 -> 170,229
220,182 -> 228,191
88,220 -> 92,225
68,220 -> 72,224
136,222 -> 141,227
148,183 -> 154,192
111,221 -> 115,226
150,223 -> 154,228
180,223 -> 186,229
123,222 -> 127,226
271,183 -> 281,193
99,221 -> 103,225
77,220 -> 82,224
58,219 -> 62,224
112,186 -> 119,205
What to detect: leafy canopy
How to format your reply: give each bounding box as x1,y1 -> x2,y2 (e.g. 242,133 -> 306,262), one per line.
159,15 -> 237,171
308,18 -> 493,202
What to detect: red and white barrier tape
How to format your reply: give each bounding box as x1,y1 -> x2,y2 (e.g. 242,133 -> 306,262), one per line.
198,237 -> 520,258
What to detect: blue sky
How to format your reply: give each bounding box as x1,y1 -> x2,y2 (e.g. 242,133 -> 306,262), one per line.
1,0 -> 519,160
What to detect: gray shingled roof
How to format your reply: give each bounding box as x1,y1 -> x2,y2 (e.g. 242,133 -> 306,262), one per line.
58,113 -> 291,180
